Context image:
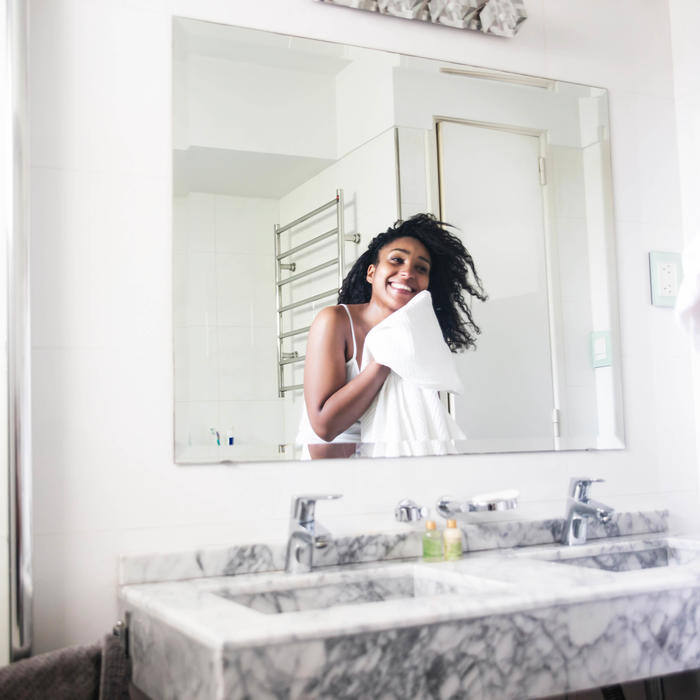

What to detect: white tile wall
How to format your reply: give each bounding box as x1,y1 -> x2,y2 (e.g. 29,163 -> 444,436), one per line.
173,326 -> 218,402
173,193 -> 280,455
28,0 -> 699,652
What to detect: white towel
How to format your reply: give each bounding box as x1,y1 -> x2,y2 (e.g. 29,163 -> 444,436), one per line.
676,235 -> 700,351
359,290 -> 466,457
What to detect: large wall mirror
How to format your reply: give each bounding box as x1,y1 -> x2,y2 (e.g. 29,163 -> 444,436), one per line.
173,18 -> 625,463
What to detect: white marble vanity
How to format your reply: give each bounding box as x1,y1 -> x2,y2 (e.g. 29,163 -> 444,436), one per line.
119,511 -> 700,699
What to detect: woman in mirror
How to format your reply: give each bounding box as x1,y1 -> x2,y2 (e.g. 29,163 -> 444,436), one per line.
296,213 -> 486,459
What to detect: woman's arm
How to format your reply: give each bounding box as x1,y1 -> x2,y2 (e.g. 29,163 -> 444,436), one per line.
304,306 -> 389,442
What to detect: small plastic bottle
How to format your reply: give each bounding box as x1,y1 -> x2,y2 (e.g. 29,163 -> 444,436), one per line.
443,519 -> 462,561
422,520 -> 443,562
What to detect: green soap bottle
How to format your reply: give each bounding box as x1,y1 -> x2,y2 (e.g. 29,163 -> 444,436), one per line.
422,520 -> 443,562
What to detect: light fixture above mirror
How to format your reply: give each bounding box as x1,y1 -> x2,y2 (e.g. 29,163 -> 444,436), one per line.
313,0 -> 528,38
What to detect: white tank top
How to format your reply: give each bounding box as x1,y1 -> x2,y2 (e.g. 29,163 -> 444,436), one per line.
296,305 -> 361,447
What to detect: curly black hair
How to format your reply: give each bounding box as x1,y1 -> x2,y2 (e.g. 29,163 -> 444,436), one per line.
338,213 -> 487,351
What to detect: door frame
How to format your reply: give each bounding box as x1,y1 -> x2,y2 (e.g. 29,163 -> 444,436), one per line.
432,116 -> 566,450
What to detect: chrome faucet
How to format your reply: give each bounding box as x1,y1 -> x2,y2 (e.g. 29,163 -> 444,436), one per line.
394,499 -> 428,523
285,494 -> 342,574
561,478 -> 614,546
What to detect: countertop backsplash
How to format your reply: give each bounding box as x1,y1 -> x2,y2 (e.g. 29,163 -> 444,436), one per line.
119,510 -> 668,586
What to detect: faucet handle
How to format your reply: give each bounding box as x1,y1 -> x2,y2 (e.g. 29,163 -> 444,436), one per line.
291,494 -> 342,524
394,499 -> 428,523
568,477 -> 604,500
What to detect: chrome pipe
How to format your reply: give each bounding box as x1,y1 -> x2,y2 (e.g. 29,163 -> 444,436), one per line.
280,354 -> 306,366
281,383 -> 304,392
275,197 -> 338,235
279,326 -> 310,340
277,258 -> 337,287
279,289 -> 337,314
6,0 -> 32,661
274,223 -> 284,397
336,189 -> 345,289
276,227 -> 338,260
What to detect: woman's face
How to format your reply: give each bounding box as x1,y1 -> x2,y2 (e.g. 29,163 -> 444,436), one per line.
366,236 -> 431,312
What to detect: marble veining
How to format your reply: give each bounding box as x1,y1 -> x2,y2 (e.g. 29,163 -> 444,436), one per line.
216,588 -> 700,700
119,543 -> 286,586
461,509 -> 668,553
121,525 -> 700,699
215,569 -> 472,616
119,510 -> 668,586
120,511 -> 677,698
123,533 -> 700,699
521,535 -> 700,572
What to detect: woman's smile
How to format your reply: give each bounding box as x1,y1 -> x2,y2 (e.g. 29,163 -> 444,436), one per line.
387,280 -> 416,295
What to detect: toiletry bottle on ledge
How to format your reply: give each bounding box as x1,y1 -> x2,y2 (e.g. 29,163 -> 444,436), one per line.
422,520 -> 443,562
443,519 -> 462,561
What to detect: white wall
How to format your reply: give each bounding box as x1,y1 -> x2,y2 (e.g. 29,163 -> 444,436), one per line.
393,66 -> 583,145
185,55 -> 337,159
335,52 -> 398,157
28,0 -> 698,653
669,0 -> 700,502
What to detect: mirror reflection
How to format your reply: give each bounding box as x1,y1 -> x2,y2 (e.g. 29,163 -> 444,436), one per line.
173,18 -> 625,463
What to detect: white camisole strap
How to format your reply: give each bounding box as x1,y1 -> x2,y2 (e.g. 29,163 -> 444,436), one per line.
339,304 -> 357,365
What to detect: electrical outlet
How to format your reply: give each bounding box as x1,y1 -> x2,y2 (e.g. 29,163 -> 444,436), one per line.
649,251 -> 683,307
658,261 -> 678,296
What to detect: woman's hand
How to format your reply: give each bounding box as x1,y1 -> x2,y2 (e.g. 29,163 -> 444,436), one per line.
304,306 -> 389,442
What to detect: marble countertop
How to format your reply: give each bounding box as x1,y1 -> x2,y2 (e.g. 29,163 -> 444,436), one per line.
120,533 -> 700,651
120,511 -> 700,699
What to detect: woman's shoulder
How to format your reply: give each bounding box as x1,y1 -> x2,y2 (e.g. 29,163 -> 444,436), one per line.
310,305 -> 349,334
313,303 -> 366,326
314,304 -> 346,321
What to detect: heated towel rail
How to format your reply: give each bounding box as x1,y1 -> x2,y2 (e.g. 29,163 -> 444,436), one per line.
274,189 -> 360,397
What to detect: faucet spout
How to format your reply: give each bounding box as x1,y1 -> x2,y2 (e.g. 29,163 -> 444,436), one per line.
573,498 -> 613,523
579,499 -> 615,523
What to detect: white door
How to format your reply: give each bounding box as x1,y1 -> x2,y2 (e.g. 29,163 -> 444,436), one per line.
437,120 -> 555,452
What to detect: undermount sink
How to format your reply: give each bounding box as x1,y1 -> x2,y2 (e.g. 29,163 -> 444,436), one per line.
529,538 -> 700,573
214,564 -> 509,615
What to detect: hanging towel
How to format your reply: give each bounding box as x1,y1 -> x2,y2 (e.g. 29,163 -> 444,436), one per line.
0,632 -> 130,700
676,234 -> 700,351
359,290 -> 466,457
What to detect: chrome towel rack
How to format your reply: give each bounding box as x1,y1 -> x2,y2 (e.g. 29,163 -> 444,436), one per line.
274,189 -> 360,397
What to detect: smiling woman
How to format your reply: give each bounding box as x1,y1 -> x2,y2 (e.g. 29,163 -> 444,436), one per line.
296,214 -> 486,459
